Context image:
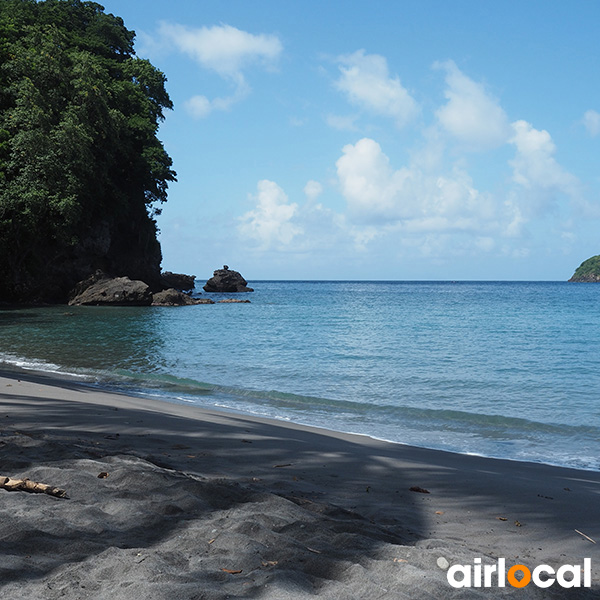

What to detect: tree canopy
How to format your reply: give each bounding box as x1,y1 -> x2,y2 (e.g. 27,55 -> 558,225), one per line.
0,0 -> 176,301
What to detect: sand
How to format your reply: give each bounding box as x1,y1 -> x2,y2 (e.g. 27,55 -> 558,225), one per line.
0,368 -> 598,599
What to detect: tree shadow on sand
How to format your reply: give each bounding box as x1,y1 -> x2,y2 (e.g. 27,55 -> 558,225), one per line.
0,372 -> 599,599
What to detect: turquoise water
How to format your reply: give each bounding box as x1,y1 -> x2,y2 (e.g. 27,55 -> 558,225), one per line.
1,281 -> 599,470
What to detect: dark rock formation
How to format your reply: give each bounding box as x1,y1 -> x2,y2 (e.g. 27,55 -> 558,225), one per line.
569,255 -> 600,282
218,299 -> 251,303
151,289 -> 214,306
203,266 -> 253,293
152,288 -> 198,306
160,272 -> 196,293
68,272 -> 153,306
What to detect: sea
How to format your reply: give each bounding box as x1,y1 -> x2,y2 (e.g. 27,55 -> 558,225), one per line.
1,281 -> 599,471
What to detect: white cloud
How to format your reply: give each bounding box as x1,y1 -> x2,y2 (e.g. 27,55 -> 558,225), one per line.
435,60 -> 510,150
158,22 -> 282,79
335,138 -> 493,231
239,180 -> 302,248
509,120 -> 578,193
156,23 -> 282,118
334,50 -> 418,128
304,180 -> 323,202
583,109 -> 600,137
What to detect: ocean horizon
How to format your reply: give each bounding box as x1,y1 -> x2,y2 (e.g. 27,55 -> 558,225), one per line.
1,280 -> 599,472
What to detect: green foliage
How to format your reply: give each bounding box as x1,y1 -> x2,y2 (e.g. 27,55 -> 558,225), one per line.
0,0 -> 175,301
570,255 -> 600,281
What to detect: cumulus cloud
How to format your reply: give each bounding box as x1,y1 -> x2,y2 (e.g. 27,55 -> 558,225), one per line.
509,120 -> 578,193
583,109 -> 600,137
335,138 -> 493,231
435,60 -> 510,149
334,50 -> 419,128
239,180 -> 302,248
156,23 -> 282,118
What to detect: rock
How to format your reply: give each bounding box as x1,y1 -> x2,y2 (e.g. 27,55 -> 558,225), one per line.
68,273 -> 153,306
160,271 -> 196,292
194,298 -> 216,304
203,266 -> 254,293
151,289 -> 198,306
569,255 -> 600,282
218,299 -> 251,303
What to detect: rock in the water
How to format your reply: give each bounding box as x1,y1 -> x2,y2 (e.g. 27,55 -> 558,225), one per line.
203,266 -> 253,293
68,273 -> 152,306
160,271 -> 196,292
218,299 -> 251,303
152,288 -> 198,306
569,255 -> 600,282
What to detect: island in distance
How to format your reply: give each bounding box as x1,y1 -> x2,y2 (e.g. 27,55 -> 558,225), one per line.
569,255 -> 600,282
203,266 -> 254,293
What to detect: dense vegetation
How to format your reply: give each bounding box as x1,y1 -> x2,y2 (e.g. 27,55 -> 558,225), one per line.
569,255 -> 600,282
0,0 -> 175,302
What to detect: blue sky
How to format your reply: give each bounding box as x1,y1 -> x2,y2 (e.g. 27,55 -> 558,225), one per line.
101,0 -> 600,281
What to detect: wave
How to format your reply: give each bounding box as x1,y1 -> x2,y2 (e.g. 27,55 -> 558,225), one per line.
2,351 -> 598,471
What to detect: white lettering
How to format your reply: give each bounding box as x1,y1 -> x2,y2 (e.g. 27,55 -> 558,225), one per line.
498,558 -> 505,587
584,558 -> 591,588
532,565 -> 555,588
473,557 -> 482,587
483,563 -> 497,587
447,564 -> 471,588
556,564 -> 580,588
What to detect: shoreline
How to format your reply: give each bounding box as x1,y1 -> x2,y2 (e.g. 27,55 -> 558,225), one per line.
3,360 -> 597,475
1,368 -> 599,598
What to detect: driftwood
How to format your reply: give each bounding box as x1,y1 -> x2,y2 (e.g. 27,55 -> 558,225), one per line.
0,476 -> 68,498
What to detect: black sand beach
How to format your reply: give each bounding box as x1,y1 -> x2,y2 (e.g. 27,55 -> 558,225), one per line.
0,369 -> 598,599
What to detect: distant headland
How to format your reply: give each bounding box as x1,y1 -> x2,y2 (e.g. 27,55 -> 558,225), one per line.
569,255 -> 600,282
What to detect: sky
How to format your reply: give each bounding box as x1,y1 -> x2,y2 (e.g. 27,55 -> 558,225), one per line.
100,0 -> 600,281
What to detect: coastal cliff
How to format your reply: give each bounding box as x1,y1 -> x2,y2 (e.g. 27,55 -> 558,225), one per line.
569,255 -> 600,282
0,1 -> 175,303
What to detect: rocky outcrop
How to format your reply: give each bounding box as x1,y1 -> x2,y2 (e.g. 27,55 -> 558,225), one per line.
569,255 -> 600,282
218,299 -> 251,303
203,266 -> 253,293
151,288 -> 215,306
160,272 -> 196,293
68,272 -> 152,306
152,288 -> 197,306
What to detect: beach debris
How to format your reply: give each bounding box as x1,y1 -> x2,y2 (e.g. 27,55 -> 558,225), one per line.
575,529 -> 596,544
436,557 -> 450,570
394,558 -> 408,564
273,463 -> 292,468
0,476 -> 68,498
221,568 -> 243,574
307,547 -> 322,554
497,517 -> 508,521
97,472 -> 109,479
514,520 -> 522,527
537,494 -> 554,500
262,561 -> 278,567
409,486 -> 430,494
435,511 -> 444,515
564,487 -> 572,491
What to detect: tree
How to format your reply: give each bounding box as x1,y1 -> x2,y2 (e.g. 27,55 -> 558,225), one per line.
0,0 -> 176,302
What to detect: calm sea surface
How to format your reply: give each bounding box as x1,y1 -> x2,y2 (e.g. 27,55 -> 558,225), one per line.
1,281 -> 599,471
